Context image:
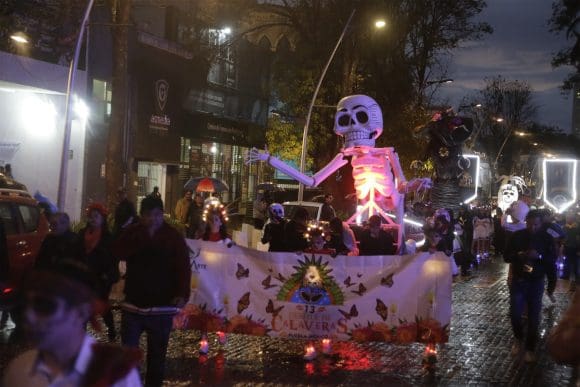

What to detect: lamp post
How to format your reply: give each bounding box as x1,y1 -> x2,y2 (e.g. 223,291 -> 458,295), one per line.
56,0 -> 95,210
426,78 -> 453,86
297,9 -> 356,202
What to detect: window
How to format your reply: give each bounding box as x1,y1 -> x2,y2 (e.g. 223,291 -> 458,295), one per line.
18,205 -> 39,233
0,203 -> 18,235
206,28 -> 236,88
179,140 -> 249,204
92,79 -> 112,122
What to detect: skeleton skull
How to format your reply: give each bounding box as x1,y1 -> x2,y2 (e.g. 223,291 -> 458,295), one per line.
268,203 -> 284,221
498,183 -> 518,211
303,265 -> 323,288
334,95 -> 383,148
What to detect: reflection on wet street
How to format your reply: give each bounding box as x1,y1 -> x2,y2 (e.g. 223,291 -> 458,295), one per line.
1,256 -> 577,386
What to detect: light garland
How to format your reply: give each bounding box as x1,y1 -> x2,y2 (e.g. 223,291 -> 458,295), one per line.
202,203 -> 229,223
304,225 -> 325,241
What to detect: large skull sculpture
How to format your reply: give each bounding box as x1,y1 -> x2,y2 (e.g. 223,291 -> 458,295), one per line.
334,95 -> 383,148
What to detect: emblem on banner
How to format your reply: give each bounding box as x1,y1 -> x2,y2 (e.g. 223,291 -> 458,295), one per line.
276,255 -> 345,305
155,79 -> 169,111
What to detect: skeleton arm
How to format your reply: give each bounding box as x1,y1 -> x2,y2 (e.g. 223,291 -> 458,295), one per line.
246,148 -> 348,187
384,148 -> 432,194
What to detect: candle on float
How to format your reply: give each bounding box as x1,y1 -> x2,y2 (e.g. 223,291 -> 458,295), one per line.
199,335 -> 209,354
321,338 -> 332,354
304,343 -> 317,361
217,331 -> 227,345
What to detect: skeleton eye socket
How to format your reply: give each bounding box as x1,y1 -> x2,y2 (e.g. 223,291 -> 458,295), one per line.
355,111 -> 369,124
337,114 -> 351,127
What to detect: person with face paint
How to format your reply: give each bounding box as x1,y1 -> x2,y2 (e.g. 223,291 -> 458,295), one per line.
113,197 -> 190,387
201,203 -> 233,246
261,203 -> 286,252
78,203 -> 119,342
2,260 -> 142,386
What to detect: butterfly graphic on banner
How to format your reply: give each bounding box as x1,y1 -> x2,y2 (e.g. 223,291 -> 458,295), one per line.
236,263 -> 249,280
375,299 -> 388,321
237,292 -> 250,313
351,283 -> 367,296
265,299 -> 284,317
338,304 -> 358,320
343,276 -> 357,288
299,287 -> 324,304
261,275 -> 277,290
381,273 -> 394,288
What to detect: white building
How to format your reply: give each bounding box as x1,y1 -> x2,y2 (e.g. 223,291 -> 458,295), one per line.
0,51 -> 87,221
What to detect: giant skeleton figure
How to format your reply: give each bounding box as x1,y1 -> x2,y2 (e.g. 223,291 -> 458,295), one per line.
246,95 -> 430,251
413,109 -> 474,213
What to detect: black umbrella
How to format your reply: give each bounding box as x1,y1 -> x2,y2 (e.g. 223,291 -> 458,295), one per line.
184,177 -> 229,193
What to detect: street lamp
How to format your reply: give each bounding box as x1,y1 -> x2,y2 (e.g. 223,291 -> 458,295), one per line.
56,0 -> 94,210
10,34 -> 28,44
458,102 -> 482,112
297,9 -> 356,202
297,12 -> 389,201
426,78 -> 453,86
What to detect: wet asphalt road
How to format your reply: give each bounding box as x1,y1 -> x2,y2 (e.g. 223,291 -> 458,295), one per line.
1,256 -> 577,386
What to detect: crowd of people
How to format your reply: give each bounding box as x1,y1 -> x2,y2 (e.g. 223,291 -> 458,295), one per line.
1,188 -> 197,386
1,185 -> 579,385
417,197 -> 580,366
259,201 -> 395,256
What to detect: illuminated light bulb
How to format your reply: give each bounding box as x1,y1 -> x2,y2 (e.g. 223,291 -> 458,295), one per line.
199,335 -> 209,354
321,338 -> 332,354
217,331 -> 227,345
304,343 -> 317,361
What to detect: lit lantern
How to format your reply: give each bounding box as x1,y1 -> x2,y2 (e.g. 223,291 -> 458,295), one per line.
217,331 -> 227,345
321,338 -> 332,354
199,335 -> 209,354
304,343 -> 317,361
422,343 -> 438,371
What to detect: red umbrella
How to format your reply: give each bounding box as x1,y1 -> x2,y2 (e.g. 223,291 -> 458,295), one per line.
184,177 -> 229,193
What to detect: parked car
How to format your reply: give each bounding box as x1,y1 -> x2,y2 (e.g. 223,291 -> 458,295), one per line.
0,187 -> 49,290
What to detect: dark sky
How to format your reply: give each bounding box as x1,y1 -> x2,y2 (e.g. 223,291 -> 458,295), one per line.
437,0 -> 574,131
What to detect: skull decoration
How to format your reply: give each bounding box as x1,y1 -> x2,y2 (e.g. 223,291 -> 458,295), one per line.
334,95 -> 383,148
268,203 -> 284,221
497,183 -> 518,212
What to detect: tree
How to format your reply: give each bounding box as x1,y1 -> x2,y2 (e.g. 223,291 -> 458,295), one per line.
549,0 -> 580,90
263,0 -> 491,204
265,114 -> 313,171
476,76 -> 538,176
105,0 -> 131,211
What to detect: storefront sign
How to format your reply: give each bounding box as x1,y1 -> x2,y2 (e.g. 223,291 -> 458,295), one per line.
149,79 -> 171,134
174,240 -> 452,343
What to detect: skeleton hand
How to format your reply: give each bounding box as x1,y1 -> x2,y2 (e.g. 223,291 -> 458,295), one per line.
245,147 -> 270,165
401,178 -> 432,194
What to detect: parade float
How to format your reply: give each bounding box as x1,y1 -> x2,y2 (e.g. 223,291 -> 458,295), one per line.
413,108 -> 474,213
175,95 -> 452,362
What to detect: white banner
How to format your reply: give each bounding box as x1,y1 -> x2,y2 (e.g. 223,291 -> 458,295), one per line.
174,240 -> 452,343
